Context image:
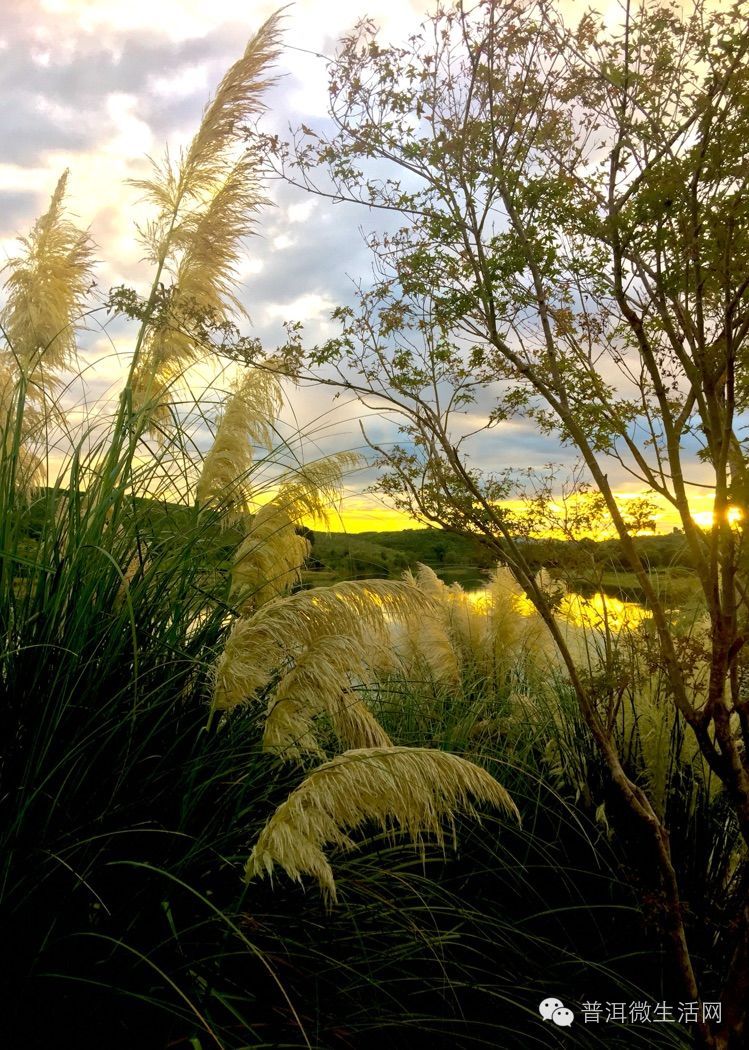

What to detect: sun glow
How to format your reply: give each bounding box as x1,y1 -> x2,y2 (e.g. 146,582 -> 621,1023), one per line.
332,492 -> 745,537
691,505 -> 744,530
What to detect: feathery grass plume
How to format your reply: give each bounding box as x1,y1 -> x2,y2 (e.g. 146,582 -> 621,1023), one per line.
113,550 -> 148,610
245,746 -> 520,903
407,565 -> 493,671
394,565 -> 462,687
485,565 -> 551,668
406,563 -> 443,596
616,652 -> 720,816
1,171 -> 94,396
0,173 -> 92,495
196,364 -> 283,522
213,578 -> 433,712
393,564 -> 557,701
129,12 -> 283,429
131,158 -> 269,426
264,635 -> 392,760
535,567 -> 567,604
177,11 -> 283,203
130,9 -> 283,237
398,566 -> 483,683
231,501 -> 311,609
0,354 -> 48,501
230,451 -> 362,610
442,566 -> 550,689
274,451 -> 363,527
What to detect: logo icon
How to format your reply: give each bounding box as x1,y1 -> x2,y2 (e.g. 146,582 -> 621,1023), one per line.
539,997 -> 575,1027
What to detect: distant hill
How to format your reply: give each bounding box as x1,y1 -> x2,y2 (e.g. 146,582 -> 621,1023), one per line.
304,527 -> 699,602
303,528 -> 496,588
16,490 -> 698,600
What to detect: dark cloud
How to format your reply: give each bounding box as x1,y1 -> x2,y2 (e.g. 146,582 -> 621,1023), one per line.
0,18 -> 254,164
0,91 -> 99,166
246,219 -> 371,311
0,189 -> 44,236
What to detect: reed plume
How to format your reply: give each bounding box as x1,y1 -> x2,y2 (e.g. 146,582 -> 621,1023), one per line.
213,578 -> 432,713
264,635 -> 392,760
230,502 -> 311,608
408,564 -> 552,693
274,451 -> 362,526
129,11 -> 283,429
0,173 -> 93,497
484,565 -> 551,672
395,565 -> 462,687
196,364 -> 283,522
230,451 -> 362,610
245,746 -> 519,902
1,170 -> 94,397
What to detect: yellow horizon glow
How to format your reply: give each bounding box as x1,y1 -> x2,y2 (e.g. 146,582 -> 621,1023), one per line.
331,490 -> 739,536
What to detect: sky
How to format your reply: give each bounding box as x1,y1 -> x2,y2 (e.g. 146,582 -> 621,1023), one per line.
0,0 -> 718,533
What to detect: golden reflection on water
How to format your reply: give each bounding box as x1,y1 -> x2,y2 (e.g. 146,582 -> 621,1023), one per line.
468,587 -> 651,632
557,592 -> 651,632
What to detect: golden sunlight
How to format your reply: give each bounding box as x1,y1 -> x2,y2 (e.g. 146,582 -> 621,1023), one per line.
692,505 -> 744,529
558,592 -> 651,632
469,587 -> 651,632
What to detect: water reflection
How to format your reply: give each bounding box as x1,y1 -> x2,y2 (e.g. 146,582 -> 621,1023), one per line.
467,586 -> 650,632
557,591 -> 650,632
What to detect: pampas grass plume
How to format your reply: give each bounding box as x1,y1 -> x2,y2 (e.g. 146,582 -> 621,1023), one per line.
230,503 -> 311,608
213,579 -> 433,713
245,746 -> 520,902
196,365 -> 283,521
1,170 -> 94,392
263,635 -> 392,759
130,11 -> 283,428
230,451 -> 362,609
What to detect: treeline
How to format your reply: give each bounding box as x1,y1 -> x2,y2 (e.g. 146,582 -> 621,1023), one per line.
306,528 -> 496,582
16,495 -> 696,589
307,527 -> 695,583
519,531 -> 694,573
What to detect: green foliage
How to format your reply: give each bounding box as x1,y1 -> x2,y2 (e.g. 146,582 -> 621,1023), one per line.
307,527 -> 493,583
0,404 -> 703,1048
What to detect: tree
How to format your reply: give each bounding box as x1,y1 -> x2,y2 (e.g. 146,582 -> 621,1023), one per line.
259,1 -> 749,1044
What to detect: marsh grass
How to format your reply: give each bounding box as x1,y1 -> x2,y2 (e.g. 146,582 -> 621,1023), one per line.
0,352 -> 711,1049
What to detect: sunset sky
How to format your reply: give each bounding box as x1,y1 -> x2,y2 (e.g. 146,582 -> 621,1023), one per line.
0,0 -> 718,533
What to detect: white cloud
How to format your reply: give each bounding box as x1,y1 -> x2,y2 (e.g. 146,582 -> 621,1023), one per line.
2,0 -> 677,524
103,92 -> 154,156
271,233 -> 295,251
264,292 -> 335,324
149,64 -> 209,100
286,199 -> 317,224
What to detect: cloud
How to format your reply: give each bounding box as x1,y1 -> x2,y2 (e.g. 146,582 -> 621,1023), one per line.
0,190 -> 43,237
1,0 -> 705,532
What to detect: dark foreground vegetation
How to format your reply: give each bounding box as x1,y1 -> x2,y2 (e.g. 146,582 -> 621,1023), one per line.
0,481 -> 732,1049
